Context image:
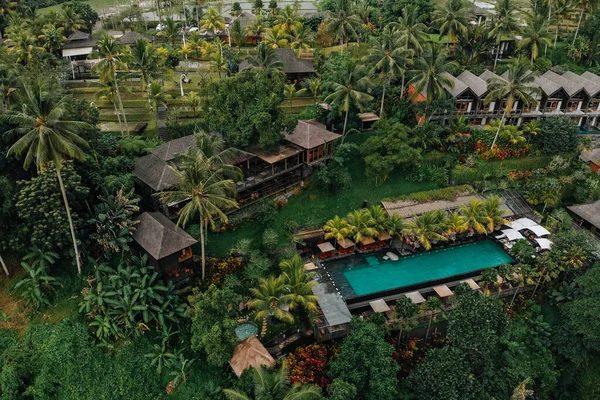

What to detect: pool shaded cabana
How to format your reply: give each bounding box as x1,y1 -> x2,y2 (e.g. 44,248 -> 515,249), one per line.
304,262 -> 317,271
405,291 -> 426,304
461,278 -> 481,291
229,336 -> 276,378
528,225 -> 551,237
433,285 -> 454,298
534,238 -> 553,250
318,242 -> 336,259
338,238 -> 355,255
369,299 -> 391,313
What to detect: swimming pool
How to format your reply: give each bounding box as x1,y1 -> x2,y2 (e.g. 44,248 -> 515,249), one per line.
335,241 -> 513,297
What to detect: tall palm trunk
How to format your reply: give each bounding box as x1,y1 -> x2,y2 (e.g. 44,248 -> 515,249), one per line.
425,314 -> 433,341
573,8 -> 585,45
200,215 -> 206,280
531,268 -> 546,298
114,76 -> 129,135
380,79 -> 387,117
554,20 -> 560,46
0,254 -> 8,276
112,94 -> 124,136
510,285 -> 520,307
400,71 -> 405,99
57,168 -> 82,274
491,110 -> 507,150
341,108 -> 350,143
493,43 -> 500,71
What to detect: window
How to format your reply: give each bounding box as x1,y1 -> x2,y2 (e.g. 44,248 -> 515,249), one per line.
566,100 -> 580,112
545,100 -> 558,112
308,146 -> 327,163
456,102 -> 470,114
589,100 -> 600,111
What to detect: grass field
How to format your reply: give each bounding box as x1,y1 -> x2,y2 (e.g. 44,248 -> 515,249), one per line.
38,0 -> 123,14
202,131 -> 440,256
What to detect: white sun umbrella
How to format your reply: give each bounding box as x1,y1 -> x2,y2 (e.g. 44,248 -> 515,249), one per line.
529,225 -> 551,237
501,229 -> 525,241
515,218 -> 537,228
506,220 -> 526,230
534,238 -> 553,250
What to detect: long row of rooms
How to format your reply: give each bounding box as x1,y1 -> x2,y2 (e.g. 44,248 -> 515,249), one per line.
410,69 -> 600,129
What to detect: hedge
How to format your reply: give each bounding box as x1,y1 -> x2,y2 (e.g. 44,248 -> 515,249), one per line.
451,155 -> 556,184
383,184 -> 475,202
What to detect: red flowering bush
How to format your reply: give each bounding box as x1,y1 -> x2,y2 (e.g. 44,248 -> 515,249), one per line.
392,335 -> 450,377
286,344 -> 333,387
473,140 -> 531,160
204,257 -> 245,286
507,170 -> 533,181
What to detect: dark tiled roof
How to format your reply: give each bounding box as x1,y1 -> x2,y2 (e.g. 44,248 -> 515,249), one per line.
151,135 -> 196,162
568,200 -> 600,230
542,70 -> 584,97
62,30 -> 94,49
564,71 -> 600,97
457,70 -> 488,97
283,120 -> 341,149
239,48 -> 315,74
119,31 -> 156,45
441,72 -> 469,97
133,212 -> 197,260
133,154 -> 180,191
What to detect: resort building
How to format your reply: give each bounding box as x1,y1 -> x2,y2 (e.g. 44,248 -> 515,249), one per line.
408,68 -> 600,128
118,31 -> 157,46
568,200 -> 600,237
61,30 -> 94,59
238,48 -> 315,82
133,122 -> 340,217
580,148 -> 600,174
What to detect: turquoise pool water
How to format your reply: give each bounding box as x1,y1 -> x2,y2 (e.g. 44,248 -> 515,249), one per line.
342,241 -> 514,296
235,322 -> 259,341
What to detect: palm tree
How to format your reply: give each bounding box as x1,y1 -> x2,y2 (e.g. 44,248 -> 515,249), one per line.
1,80 -> 91,274
147,80 -> 172,110
385,214 -> 406,246
447,115 -> 471,142
269,0 -> 279,16
482,195 -> 508,232
249,275 -> 294,332
324,60 -> 374,140
573,0 -> 600,45
93,34 -> 129,135
369,205 -> 389,233
155,153 -> 239,280
280,255 -> 318,314
346,208 -> 378,244
404,212 -> 446,250
209,46 -> 228,79
188,31 -> 206,58
39,24 -> 66,57
394,5 -> 428,55
489,0 -> 519,70
302,77 -> 322,103
223,366 -> 322,400
446,211 -> 467,241
325,0 -> 362,45
487,122 -> 526,145
92,79 -> 125,136
523,119 -> 541,136
245,15 -> 270,40
423,296 -> 445,341
158,17 -> 180,45
246,43 -> 285,73
323,216 -> 350,246
201,7 -> 226,35
484,59 -> 540,149
5,29 -> 44,65
458,199 -> 487,234
230,19 -> 246,49
275,5 -> 301,33
553,0 -> 575,46
263,26 -> 290,48
61,5 -> 85,34
284,83 -> 299,108
290,25 -> 312,57
409,43 -> 458,103
393,296 -> 419,346
185,91 -> 202,129
432,0 -> 470,48
518,15 -> 553,62
129,39 -> 163,91
364,26 -> 412,116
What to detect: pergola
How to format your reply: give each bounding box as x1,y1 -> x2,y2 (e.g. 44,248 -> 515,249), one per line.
433,285 -> 454,298
405,291 -> 426,304
304,262 -> 317,271
369,299 -> 391,313
338,238 -> 355,249
461,278 -> 481,291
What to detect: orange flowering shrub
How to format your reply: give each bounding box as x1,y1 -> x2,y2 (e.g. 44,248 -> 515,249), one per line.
507,170 -> 533,181
205,257 -> 245,286
286,344 -> 333,387
473,140 -> 531,160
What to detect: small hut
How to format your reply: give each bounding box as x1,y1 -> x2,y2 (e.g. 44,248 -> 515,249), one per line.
229,336 -> 276,377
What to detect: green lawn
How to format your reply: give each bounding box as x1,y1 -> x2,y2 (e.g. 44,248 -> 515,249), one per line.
203,131 -> 440,256
38,0 -> 122,14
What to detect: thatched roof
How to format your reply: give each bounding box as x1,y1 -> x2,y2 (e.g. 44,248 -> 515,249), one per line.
229,336 -> 275,377
133,154 -> 180,191
119,31 -> 156,45
151,135 -> 196,162
284,120 -> 341,149
568,200 -> 600,230
62,30 -> 94,49
132,212 -> 197,260
239,48 -> 315,74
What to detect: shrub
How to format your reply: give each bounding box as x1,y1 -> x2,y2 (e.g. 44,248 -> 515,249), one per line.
205,257 -> 245,286
284,220 -> 300,233
407,164 -> 448,184
532,116 -> 581,154
451,156 -> 555,184
286,344 -> 332,387
384,185 -> 475,202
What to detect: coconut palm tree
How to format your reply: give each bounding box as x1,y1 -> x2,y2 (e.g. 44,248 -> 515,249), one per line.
290,25 -> 312,56
246,42 -> 285,73
423,296 -> 445,341
1,80 -> 91,274
458,199 -> 488,234
325,0 -> 362,45
482,195 -> 508,232
223,365 -> 322,400
369,205 -> 389,233
280,255 -> 318,314
324,60 -> 374,140
275,5 -> 301,33
385,214 -> 406,245
323,216 -> 350,246
5,29 -> 44,66
553,0 -> 575,46
284,83 -> 299,108
409,43 -> 458,103
346,209 -> 378,245
230,19 -> 246,49
489,0 -> 519,70
245,14 -> 270,40
394,5 -> 428,55
185,91 -> 202,129
432,0 -> 470,48
201,7 -> 226,35
155,153 -> 239,280
209,46 -> 228,79
158,17 -> 180,45
484,59 -> 539,149
60,5 -> 85,34
302,77 -> 322,103
187,31 -> 205,57
393,296 -> 420,346
572,0 -> 600,45
93,34 -> 129,135
364,26 -> 412,116
523,119 -> 541,136
518,15 -> 553,62
446,211 -> 468,241
129,39 -> 163,91
249,275 -> 294,327
446,115 -> 471,142
404,212 -> 447,250
39,24 -> 66,57
147,80 -> 172,110
263,26 -> 290,48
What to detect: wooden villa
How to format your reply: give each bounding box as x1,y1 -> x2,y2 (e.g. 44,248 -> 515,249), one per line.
283,120 -> 342,165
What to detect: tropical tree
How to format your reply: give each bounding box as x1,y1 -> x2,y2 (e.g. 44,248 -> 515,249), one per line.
369,205 -> 389,233
572,0 -> 600,44
284,83 -> 300,107
394,5 -> 428,55
459,199 -> 488,234
188,31 -> 206,57
409,43 -> 458,103
325,0 -> 362,45
324,216 -> 350,246
553,0 -> 575,46
393,296 -> 420,345
1,80 -> 91,274
263,26 -> 290,48
201,7 -> 226,35
484,59 -> 539,149
423,296 -> 445,340
275,5 -> 302,33
249,275 -> 294,330
269,0 -> 279,16
346,208 -> 378,245
158,17 -> 180,45
404,212 -> 447,250
93,34 -> 129,134
185,91 -> 202,129
147,80 -> 172,110
482,195 -> 508,232
14,262 -> 60,311
290,24 -> 313,56
247,42 -> 285,73
39,24 -> 66,56
23,247 -> 59,271
209,46 -> 228,79
155,153 -> 239,280
446,211 -> 468,241
253,0 -> 264,15
489,0 -> 519,70
280,255 -> 318,314
245,14 -> 270,39
518,15 -> 553,62
324,60 -> 374,139
364,26 -> 412,115
302,77 -> 322,103
4,29 -> 44,65
446,115 -> 471,142
60,5 -> 85,34
486,121 -> 526,145
385,214 -> 406,244
129,39 -> 163,91
230,19 -> 246,49
523,119 -> 542,136
432,0 -> 470,48
223,366 -> 322,400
